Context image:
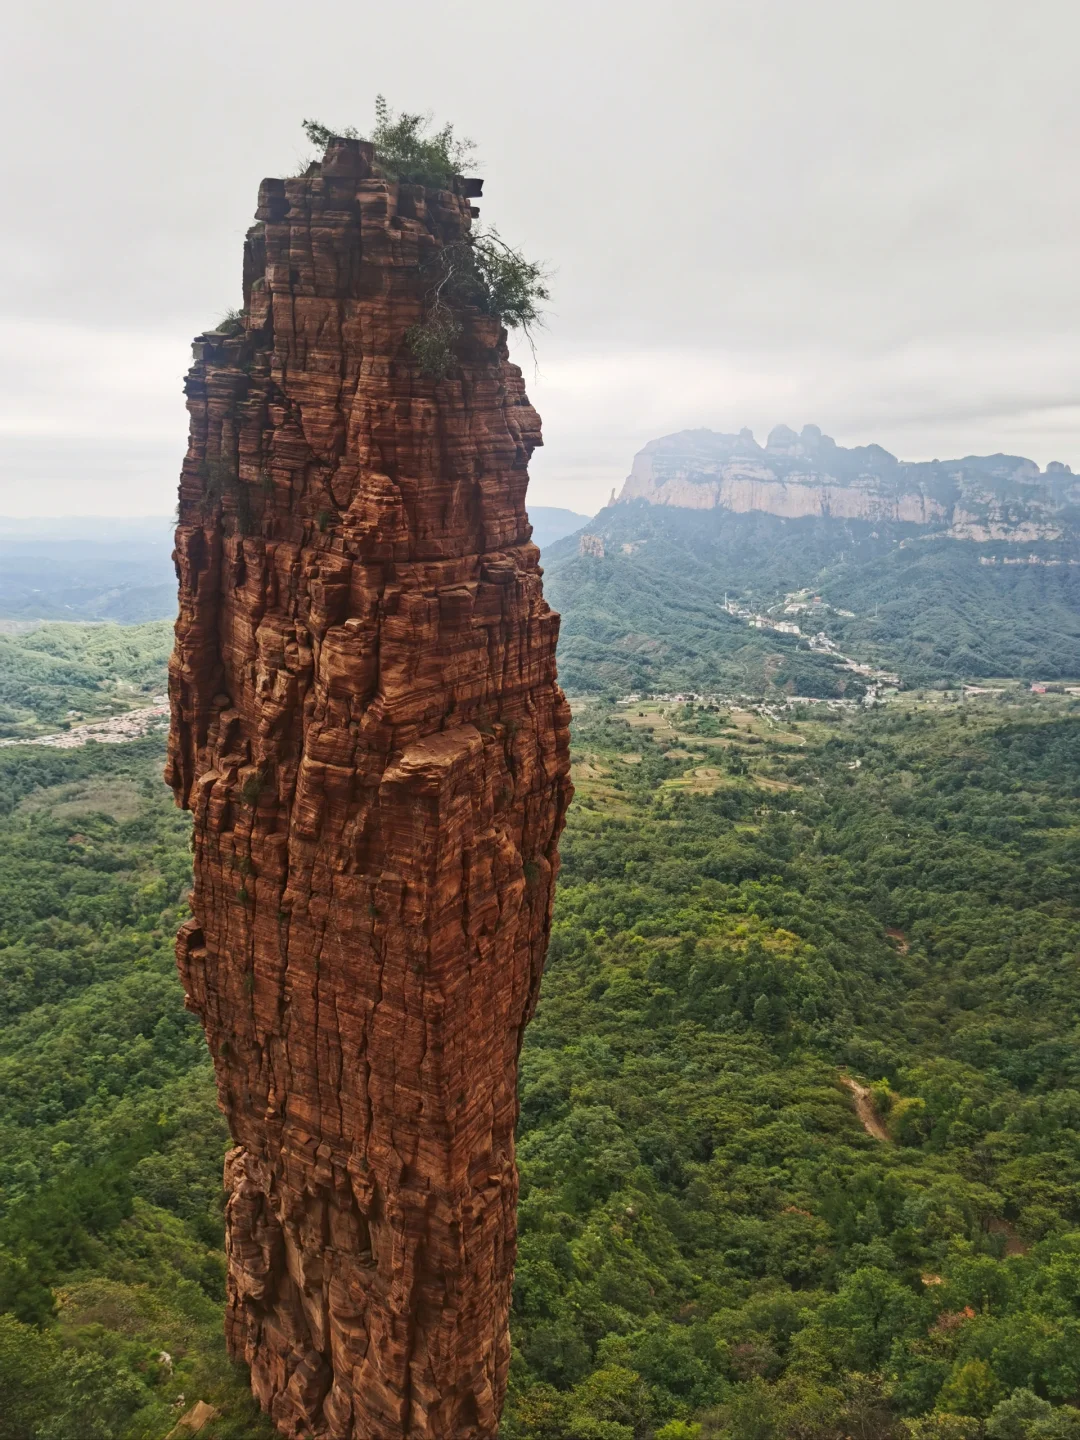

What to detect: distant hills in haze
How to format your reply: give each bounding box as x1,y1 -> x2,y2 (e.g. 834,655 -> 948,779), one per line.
543,425 -> 1080,696
527,506 -> 592,550
0,516 -> 178,624
0,506 -> 592,624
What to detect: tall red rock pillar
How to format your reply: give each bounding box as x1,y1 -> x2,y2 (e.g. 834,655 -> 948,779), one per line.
166,136 -> 571,1439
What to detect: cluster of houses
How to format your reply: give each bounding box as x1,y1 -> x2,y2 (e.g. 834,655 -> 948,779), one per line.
0,699 -> 169,750
718,591 -> 900,698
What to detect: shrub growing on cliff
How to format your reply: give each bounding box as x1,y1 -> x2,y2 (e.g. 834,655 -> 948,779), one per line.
301,103 -> 547,379
407,230 -> 550,377
213,307 -> 245,336
300,118 -> 359,149
302,95 -> 475,188
446,229 -> 550,331
404,312 -> 461,381
370,94 -> 475,186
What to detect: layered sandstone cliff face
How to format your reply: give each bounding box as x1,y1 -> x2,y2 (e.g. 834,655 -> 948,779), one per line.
167,136 -> 571,1439
618,424 -> 1079,538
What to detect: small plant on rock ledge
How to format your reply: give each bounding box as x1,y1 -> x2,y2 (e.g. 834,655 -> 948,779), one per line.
213,307 -> 246,336
299,101 -> 548,379
405,312 -> 461,381
239,770 -> 268,807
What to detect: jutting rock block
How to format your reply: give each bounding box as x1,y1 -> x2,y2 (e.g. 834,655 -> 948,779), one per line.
167,136 -> 572,1439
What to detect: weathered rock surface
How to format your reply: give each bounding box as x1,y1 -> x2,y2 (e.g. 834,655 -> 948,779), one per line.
167,137 -> 571,1439
619,424 -> 1080,539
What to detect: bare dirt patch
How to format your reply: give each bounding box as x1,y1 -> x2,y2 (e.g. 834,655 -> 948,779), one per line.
840,1074 -> 890,1142
987,1217 -> 1032,1257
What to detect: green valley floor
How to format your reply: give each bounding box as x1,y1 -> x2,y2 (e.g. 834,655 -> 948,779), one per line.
1,683 -> 1079,1439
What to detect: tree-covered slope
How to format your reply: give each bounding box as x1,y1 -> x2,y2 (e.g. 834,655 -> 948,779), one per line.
0,736 -> 274,1439
502,697 -> 1080,1438
0,621 -> 172,739
820,540 -> 1080,683
544,502 -> 1080,691
544,506 -> 874,698
3,680 -> 1080,1437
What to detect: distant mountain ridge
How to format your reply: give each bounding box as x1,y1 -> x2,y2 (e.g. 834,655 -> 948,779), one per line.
526,505 -> 592,549
543,426 -> 1080,695
619,425 -> 1080,541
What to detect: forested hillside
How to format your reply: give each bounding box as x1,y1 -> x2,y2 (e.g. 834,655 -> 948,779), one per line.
544,506 -> 873,698
0,736 -> 273,1439
0,621 -> 171,740
543,502 -> 1080,694
2,664 -> 1079,1438
504,697 -> 1080,1438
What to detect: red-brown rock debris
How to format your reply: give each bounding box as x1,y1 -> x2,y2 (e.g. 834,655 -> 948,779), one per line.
166,136 -> 571,1439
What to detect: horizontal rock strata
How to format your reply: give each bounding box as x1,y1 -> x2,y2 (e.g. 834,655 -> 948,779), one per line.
618,425 -> 1079,537
167,136 -> 571,1439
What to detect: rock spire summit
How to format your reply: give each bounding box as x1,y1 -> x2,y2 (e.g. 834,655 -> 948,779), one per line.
167,134 -> 571,1439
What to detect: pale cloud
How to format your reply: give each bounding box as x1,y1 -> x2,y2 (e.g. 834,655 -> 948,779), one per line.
0,320 -> 188,443
3,0 -> 1079,519
524,337 -> 1080,512
5,325 -> 1079,520
0,321 -> 188,516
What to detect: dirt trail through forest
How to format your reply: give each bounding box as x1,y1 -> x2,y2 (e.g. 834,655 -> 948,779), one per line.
840,1075 -> 890,1141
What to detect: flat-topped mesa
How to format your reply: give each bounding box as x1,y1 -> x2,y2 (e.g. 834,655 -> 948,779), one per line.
617,425 -> 1080,537
166,135 -> 572,1440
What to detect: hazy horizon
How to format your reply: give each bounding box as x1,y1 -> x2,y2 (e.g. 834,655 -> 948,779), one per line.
3,0 -> 1079,517
1,419 -> 1078,525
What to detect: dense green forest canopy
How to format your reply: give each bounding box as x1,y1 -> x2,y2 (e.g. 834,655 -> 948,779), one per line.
503,695 -> 1080,1439
0,735 -> 271,1439
1,655 -> 1079,1438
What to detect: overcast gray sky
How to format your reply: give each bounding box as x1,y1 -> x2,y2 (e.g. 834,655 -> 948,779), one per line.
2,0 -> 1078,517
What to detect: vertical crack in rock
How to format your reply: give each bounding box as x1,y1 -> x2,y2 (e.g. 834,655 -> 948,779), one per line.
166,135 -> 572,1439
